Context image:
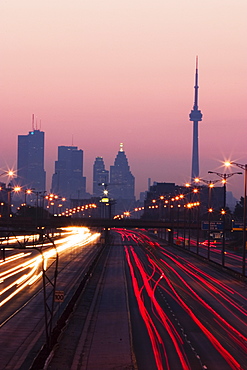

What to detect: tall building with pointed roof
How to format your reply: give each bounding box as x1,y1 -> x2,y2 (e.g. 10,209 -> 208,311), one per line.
109,143 -> 135,211
189,57 -> 203,182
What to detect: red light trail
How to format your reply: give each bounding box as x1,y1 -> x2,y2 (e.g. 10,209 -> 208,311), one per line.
116,229 -> 246,370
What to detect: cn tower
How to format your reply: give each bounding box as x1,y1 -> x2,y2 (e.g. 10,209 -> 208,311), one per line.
189,57 -> 203,182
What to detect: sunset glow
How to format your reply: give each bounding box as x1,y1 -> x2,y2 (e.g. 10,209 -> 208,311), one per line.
0,1 -> 246,199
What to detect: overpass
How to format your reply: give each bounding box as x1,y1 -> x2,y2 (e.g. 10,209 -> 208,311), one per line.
0,216 -> 202,232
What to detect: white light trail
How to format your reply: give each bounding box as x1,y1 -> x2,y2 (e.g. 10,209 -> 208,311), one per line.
0,227 -> 100,308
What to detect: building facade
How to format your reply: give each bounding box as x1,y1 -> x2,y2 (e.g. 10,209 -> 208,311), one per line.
93,156 -> 109,197
109,143 -> 135,214
17,129 -> 46,192
51,146 -> 86,200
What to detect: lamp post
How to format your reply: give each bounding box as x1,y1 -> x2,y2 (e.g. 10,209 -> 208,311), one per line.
169,199 -> 174,245
199,179 -> 221,259
24,188 -> 33,206
192,185 -> 201,254
6,184 -> 22,217
0,171 -> 14,217
183,202 -> 187,248
185,183 -> 192,250
159,195 -> 164,220
208,171 -> 242,266
225,161 -> 247,276
175,195 -> 184,243
185,183 -> 199,251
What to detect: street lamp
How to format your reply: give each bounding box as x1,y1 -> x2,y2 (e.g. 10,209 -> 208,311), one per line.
191,187 -> 201,254
175,195 -> 183,243
184,183 -> 193,249
0,170 -> 14,178
199,178 -> 221,259
208,170 -> 242,266
6,184 -> 22,217
184,182 -> 200,251
225,161 -> 247,276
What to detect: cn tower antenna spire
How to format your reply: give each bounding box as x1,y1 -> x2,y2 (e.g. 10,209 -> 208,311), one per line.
189,56 -> 203,182
32,113 -> 35,131
194,55 -> 199,109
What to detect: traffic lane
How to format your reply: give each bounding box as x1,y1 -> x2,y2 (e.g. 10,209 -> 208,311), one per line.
0,281 -> 48,369
131,244 -> 245,369
1,229 -> 100,317
151,244 -> 247,369
48,234 -> 133,370
0,241 -> 101,369
125,243 -> 206,370
0,249 -> 43,321
123,243 -> 158,370
1,239 -> 100,324
156,242 -> 247,317
119,230 -> 247,370
76,243 -> 133,370
157,245 -> 247,321
115,230 -> 158,369
155,262 -> 244,369
0,249 -> 40,288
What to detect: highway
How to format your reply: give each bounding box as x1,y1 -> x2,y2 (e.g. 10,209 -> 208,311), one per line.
0,227 -> 101,369
1,227 -> 246,369
120,230 -> 247,370
47,229 -> 247,370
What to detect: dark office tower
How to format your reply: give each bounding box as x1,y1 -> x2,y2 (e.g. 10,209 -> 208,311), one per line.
51,146 -> 86,199
17,129 -> 46,191
110,143 -> 135,212
93,157 -> 109,196
189,57 -> 203,182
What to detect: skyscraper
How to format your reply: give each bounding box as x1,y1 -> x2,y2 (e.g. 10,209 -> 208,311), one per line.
17,128 -> 46,191
51,146 -> 86,199
189,57 -> 203,181
109,143 -> 135,213
93,157 -> 109,196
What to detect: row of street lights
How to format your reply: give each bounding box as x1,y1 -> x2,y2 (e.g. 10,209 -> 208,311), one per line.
145,165 -> 245,276
224,161 -> 247,276
193,169 -> 245,274
0,183 -> 65,218
193,164 -> 246,276
1,162 -> 246,275
0,184 -> 22,217
208,170 -> 242,267
0,177 -> 97,220
186,169 -> 244,273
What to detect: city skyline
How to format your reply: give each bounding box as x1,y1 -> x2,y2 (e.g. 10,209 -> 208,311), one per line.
0,1 -> 246,199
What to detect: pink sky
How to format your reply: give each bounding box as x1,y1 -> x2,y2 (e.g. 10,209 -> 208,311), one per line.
0,0 -> 246,200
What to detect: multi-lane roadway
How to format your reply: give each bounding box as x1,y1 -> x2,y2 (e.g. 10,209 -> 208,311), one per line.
1,227 -> 247,369
47,228 -> 247,370
119,229 -> 247,370
0,227 -> 101,369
